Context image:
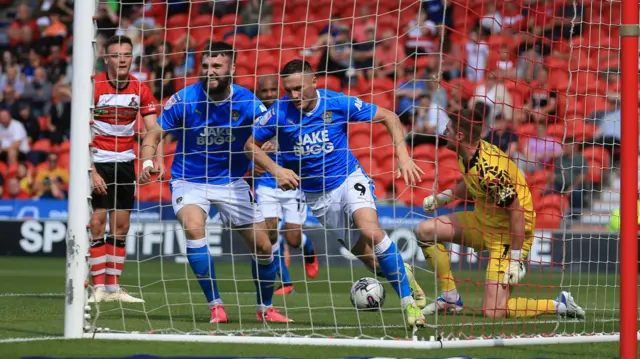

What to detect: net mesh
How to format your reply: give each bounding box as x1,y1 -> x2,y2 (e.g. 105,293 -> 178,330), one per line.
87,0 -> 627,342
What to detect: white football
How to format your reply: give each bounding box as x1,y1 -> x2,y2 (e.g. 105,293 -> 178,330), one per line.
350,277 -> 386,310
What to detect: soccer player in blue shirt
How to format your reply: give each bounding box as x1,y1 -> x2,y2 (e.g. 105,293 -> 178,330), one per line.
253,75 -> 319,296
157,42 -> 293,324
245,60 -> 427,328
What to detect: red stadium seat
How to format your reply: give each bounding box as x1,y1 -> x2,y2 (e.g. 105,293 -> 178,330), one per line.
59,140 -> 71,154
31,139 -> 51,152
167,14 -> 189,29
412,144 -> 438,162
317,76 -> 342,92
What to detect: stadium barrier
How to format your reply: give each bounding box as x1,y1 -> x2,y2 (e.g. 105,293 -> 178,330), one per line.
1,218 -> 624,273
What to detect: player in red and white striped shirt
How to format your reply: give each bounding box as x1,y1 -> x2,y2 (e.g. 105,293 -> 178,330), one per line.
88,35 -> 165,303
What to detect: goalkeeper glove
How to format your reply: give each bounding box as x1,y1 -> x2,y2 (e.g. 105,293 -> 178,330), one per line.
423,189 -> 454,213
502,249 -> 526,286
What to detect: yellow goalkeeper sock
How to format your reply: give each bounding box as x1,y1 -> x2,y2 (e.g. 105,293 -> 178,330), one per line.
507,298 -> 557,318
422,243 -> 457,292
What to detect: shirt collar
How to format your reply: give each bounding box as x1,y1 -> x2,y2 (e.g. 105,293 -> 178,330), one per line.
302,90 -> 321,116
206,85 -> 234,105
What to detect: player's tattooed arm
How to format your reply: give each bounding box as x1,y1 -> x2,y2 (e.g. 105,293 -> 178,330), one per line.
372,106 -> 423,185
140,114 -> 166,183
245,136 -> 300,190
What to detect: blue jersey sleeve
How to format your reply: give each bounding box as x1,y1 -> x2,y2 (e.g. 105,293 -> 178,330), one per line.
158,90 -> 186,132
342,95 -> 378,123
253,106 -> 278,143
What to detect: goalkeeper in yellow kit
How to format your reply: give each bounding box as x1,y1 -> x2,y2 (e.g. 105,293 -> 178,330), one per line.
409,109 -> 585,319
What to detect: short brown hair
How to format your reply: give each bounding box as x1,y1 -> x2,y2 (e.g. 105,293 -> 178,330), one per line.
105,35 -> 133,53
450,108 -> 485,142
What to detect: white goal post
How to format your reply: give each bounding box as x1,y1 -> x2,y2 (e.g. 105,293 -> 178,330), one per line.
65,0 -> 638,353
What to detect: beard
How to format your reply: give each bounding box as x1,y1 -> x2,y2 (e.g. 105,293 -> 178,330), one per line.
202,75 -> 232,96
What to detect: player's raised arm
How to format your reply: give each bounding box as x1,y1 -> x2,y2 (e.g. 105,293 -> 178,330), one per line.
371,106 -> 424,186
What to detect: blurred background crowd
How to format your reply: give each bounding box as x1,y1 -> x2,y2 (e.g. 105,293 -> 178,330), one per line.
0,0 -> 629,229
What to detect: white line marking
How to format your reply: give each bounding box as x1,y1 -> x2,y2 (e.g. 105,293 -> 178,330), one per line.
0,336 -> 65,344
0,292 -> 259,297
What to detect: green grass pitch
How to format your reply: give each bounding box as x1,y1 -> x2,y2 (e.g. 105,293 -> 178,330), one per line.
0,256 -> 628,358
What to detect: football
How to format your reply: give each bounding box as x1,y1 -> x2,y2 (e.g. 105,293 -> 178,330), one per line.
349,277 -> 386,310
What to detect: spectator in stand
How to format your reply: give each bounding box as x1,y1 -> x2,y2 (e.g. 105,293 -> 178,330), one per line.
487,44 -> 517,79
374,30 -> 406,79
96,3 -> 120,39
405,10 -> 440,56
240,0 -> 273,38
424,70 -> 448,108
16,162 -> 34,196
469,71 -> 514,125
409,93 -> 450,147
480,2 -> 526,35
39,176 -> 67,200
13,26 -> 41,65
15,103 -> 40,146
0,109 -> 29,164
514,67 -> 557,125
590,106 -> 622,165
0,172 -> 4,198
465,26 -> 490,82
350,4 -> 375,43
1,51 -> 22,79
319,24 -> 353,84
115,16 -> 137,37
49,83 -> 72,144
395,68 -> 427,122
422,0 -> 450,27
3,177 -> 30,199
0,85 -> 21,117
46,45 -> 68,84
0,67 -> 26,96
198,0 -> 237,18
43,9 -> 68,41
173,35 -> 196,78
22,49 -> 42,81
518,120 -> 562,173
514,42 -> 546,83
33,152 -> 68,197
482,113 -> 520,159
352,24 -> 376,77
21,67 -> 52,117
39,0 -> 74,25
149,43 -> 176,100
8,4 -> 40,47
551,142 -> 590,216
543,1 -> 583,41
446,82 -> 469,113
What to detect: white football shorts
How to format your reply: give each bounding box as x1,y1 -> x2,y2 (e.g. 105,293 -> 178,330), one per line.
304,169 -> 377,248
170,179 -> 264,227
255,185 -> 308,225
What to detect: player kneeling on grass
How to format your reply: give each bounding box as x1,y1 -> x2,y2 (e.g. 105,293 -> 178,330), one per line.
254,75 -> 319,295
410,108 -> 585,320
245,60 -> 426,328
155,42 -> 293,324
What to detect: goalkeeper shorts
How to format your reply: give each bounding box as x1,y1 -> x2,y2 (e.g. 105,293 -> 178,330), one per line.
454,211 -> 534,282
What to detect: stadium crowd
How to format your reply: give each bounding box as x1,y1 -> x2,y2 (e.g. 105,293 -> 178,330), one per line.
0,0 -> 625,227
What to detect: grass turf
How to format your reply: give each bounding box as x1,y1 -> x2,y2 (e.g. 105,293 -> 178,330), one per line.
0,256 -> 627,358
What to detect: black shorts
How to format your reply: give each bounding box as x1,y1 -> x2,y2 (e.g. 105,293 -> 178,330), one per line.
91,161 -> 136,211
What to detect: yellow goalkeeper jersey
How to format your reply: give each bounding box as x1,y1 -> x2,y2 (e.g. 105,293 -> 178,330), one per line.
457,140 -> 536,233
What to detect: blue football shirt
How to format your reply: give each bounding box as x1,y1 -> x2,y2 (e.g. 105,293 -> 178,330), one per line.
253,152 -> 280,189
253,89 -> 378,193
159,82 -> 267,185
